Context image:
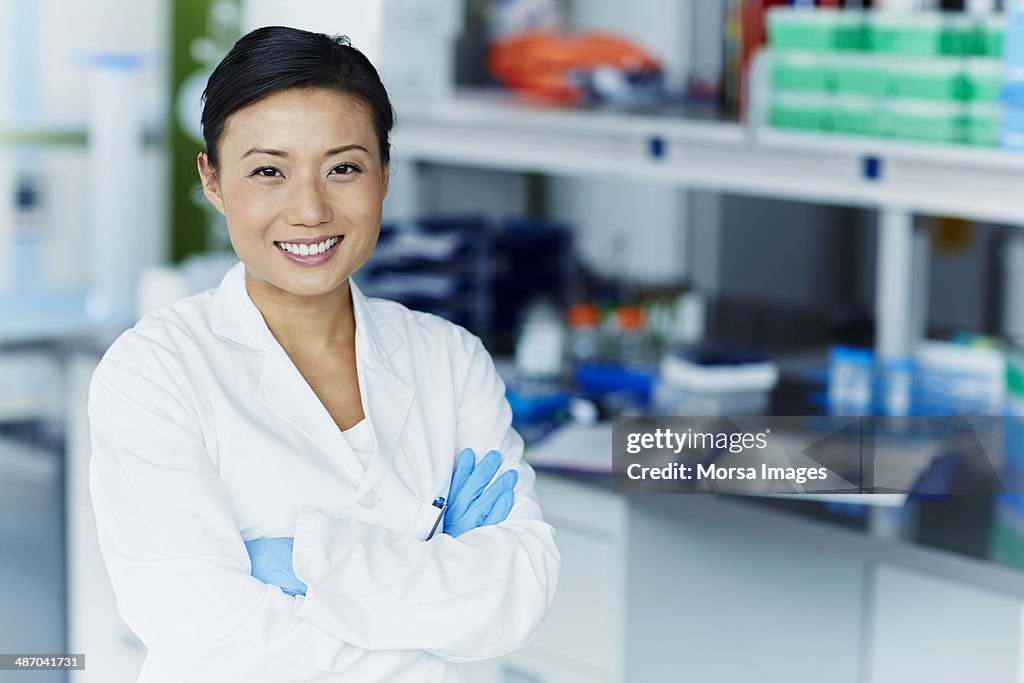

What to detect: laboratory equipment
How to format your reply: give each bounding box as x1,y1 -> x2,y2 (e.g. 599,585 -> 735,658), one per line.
574,361 -> 655,413
515,300 -> 566,383
491,216 -> 573,352
913,340 -> 1005,415
361,215 -> 490,338
505,383 -> 572,439
653,347 -> 779,417
487,0 -> 562,38
613,305 -> 652,369
241,0 -> 465,105
487,30 -> 663,105
828,346 -> 874,416
762,7 -> 1009,147
883,357 -> 913,416
767,7 -> 864,52
1004,3 -> 1024,149
827,340 -> 1006,417
567,303 -> 602,365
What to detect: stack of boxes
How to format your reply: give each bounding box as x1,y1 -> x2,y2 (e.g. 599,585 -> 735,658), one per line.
1004,4 -> 1024,149
766,8 -> 1005,146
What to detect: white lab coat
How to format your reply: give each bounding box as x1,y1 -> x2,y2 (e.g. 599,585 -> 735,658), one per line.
88,261 -> 561,683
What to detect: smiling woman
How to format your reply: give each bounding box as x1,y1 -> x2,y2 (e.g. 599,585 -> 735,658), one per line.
198,86 -> 387,305
87,26 -> 559,683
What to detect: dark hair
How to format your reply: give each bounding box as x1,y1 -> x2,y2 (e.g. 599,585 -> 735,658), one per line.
201,26 -> 394,173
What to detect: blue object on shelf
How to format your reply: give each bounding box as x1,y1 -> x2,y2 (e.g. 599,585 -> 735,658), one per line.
648,135 -> 666,159
862,156 -> 882,181
824,502 -> 868,518
574,361 -> 656,404
1003,104 -> 1024,150
827,346 -> 874,416
1003,3 -> 1024,148
505,385 -> 572,424
669,345 -> 772,366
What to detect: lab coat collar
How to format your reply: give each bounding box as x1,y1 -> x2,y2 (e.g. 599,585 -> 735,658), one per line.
210,262 -> 414,503
210,261 -> 401,362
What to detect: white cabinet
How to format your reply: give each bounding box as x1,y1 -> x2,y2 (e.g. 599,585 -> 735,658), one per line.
487,472 -> 1024,682
868,566 -> 1024,683
491,473 -> 865,682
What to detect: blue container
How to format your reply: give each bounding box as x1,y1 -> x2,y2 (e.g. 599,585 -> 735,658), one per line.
827,347 -> 873,416
1002,1 -> 1024,149
1003,104 -> 1024,150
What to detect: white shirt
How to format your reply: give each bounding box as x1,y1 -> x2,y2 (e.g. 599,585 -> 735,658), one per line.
88,262 -> 560,683
340,419 -> 376,471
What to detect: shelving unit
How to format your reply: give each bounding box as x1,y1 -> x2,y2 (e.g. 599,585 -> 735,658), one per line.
396,91 -> 1024,221
394,88 -> 1024,358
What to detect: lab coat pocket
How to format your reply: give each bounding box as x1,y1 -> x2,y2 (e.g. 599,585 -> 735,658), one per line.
345,467 -> 440,540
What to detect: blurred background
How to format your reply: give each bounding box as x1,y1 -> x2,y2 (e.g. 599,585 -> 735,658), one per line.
6,0 -> 1024,680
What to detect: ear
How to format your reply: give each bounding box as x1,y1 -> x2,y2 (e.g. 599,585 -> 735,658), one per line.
381,161 -> 390,199
197,152 -> 226,216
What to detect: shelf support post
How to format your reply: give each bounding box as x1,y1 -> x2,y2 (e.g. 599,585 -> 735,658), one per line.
876,207 -> 915,360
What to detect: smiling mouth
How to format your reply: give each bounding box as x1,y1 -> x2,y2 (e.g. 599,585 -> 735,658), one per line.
273,235 -> 343,256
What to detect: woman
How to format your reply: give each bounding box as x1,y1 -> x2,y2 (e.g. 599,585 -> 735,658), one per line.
88,26 -> 560,683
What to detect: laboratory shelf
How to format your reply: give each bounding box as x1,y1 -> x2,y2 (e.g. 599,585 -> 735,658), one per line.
394,90 -> 1024,225
0,127 -> 87,147
0,125 -> 164,147
394,90 -> 1024,358
753,127 -> 1024,225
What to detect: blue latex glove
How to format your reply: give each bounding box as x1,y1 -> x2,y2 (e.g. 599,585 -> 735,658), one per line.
443,448 -> 517,538
244,537 -> 307,597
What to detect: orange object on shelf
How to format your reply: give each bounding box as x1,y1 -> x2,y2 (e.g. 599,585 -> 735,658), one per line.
487,30 -> 661,105
615,305 -> 646,331
567,303 -> 601,328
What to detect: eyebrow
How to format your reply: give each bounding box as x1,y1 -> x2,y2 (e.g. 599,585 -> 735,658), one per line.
239,144 -> 370,160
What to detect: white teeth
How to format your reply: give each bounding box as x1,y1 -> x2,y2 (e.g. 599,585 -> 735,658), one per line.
276,236 -> 339,256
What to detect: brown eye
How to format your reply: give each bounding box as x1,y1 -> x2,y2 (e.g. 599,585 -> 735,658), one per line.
250,166 -> 281,177
331,163 -> 362,175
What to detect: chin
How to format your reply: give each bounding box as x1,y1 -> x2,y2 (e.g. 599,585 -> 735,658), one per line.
277,270 -> 350,298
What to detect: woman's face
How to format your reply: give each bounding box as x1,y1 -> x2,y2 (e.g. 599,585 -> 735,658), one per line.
197,87 -> 388,299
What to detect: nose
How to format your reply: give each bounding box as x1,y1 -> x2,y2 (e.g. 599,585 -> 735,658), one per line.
286,177 -> 333,227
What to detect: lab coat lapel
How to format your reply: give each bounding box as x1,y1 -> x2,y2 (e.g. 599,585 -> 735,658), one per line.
211,263 -> 358,479
256,347 -> 357,477
211,264 -> 416,494
349,278 -> 415,503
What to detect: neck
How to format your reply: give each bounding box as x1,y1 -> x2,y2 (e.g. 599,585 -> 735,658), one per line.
244,271 -> 355,354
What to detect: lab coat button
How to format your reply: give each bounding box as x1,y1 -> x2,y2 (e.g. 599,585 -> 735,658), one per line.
359,489 -> 380,509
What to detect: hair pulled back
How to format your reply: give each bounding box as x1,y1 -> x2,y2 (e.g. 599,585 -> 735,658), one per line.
201,26 -> 394,172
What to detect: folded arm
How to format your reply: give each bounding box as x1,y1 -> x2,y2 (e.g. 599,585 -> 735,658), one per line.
89,362 -> 414,681
291,330 -> 561,662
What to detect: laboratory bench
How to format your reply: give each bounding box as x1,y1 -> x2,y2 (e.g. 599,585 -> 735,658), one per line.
467,463 -> 1024,683
478,340 -> 1024,680
472,340 -> 1024,682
